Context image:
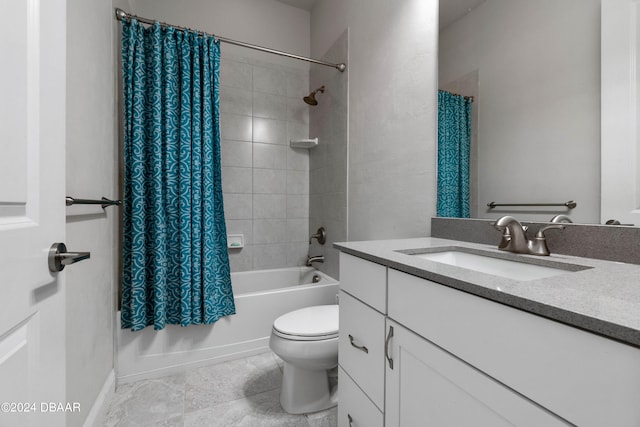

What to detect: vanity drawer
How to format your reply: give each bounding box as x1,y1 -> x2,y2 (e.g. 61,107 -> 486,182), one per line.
337,366 -> 383,427
339,290 -> 385,410
387,268 -> 640,427
339,252 -> 387,313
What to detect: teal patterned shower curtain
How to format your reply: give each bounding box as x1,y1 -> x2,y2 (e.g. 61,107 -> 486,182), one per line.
121,19 -> 235,331
437,91 -> 472,218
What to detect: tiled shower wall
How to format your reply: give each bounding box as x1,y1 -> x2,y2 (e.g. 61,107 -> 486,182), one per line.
219,54 -> 311,272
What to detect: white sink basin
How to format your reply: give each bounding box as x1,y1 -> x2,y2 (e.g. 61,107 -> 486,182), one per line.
413,250 -> 570,281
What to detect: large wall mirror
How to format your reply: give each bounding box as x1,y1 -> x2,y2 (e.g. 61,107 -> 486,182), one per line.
438,0 -> 640,226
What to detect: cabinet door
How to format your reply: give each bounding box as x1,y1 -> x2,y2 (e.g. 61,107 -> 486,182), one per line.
338,291 -> 385,410
384,320 -> 570,427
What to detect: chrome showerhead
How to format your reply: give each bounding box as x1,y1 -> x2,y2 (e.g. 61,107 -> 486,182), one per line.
303,85 -> 325,106
303,95 -> 318,106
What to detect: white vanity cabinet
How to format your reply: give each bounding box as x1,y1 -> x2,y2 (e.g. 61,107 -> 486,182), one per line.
387,269 -> 640,427
338,250 -> 640,427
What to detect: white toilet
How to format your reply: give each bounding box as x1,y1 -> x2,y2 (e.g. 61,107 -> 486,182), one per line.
269,304 -> 339,414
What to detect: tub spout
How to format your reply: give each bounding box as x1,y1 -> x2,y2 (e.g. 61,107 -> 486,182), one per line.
306,255 -> 324,266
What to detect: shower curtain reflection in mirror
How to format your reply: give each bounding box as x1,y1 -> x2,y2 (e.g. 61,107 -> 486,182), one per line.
437,90 -> 472,218
120,19 -> 235,331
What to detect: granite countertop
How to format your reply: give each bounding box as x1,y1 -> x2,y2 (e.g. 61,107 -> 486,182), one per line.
334,237 -> 640,348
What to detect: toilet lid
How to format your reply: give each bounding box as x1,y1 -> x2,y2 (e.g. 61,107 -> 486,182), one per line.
273,305 -> 339,340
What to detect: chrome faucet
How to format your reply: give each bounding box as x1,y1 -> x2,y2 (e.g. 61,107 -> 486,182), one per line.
550,214 -> 573,223
306,255 -> 325,266
491,216 -> 564,256
491,216 -> 530,254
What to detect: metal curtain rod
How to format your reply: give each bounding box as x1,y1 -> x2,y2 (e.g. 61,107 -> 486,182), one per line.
440,90 -> 474,102
487,200 -> 577,209
114,8 -> 346,72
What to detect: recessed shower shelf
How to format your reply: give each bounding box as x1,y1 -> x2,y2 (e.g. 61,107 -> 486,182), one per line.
290,137 -> 318,149
227,234 -> 244,249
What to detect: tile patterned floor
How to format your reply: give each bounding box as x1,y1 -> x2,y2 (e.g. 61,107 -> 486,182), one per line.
103,352 -> 337,427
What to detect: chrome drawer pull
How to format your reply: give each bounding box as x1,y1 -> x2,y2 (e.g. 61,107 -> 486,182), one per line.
348,334 -> 369,353
385,325 -> 394,369
348,414 -> 353,427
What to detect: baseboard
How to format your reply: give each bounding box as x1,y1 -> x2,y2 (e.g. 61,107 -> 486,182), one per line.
83,369 -> 115,427
116,344 -> 270,385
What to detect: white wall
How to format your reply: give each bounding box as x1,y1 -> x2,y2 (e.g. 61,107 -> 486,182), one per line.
131,0 -> 310,68
439,0 -> 601,224
65,0 -> 117,425
312,0 -> 439,240
309,30 -> 349,279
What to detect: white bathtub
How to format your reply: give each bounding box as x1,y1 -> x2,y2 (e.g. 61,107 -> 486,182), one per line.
116,267 -> 339,384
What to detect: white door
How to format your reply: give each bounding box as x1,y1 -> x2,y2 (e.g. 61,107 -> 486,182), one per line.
0,0 -> 67,426
601,0 -> 640,226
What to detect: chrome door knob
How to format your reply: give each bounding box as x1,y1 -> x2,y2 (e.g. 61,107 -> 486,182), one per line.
48,242 -> 91,272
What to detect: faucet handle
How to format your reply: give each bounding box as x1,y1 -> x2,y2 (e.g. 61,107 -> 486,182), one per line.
536,224 -> 565,238
529,225 -> 565,256
309,227 -> 326,245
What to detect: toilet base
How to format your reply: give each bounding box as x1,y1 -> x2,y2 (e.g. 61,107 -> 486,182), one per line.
280,363 -> 338,414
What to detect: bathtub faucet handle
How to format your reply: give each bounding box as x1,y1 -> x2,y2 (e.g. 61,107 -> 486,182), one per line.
309,227 -> 326,245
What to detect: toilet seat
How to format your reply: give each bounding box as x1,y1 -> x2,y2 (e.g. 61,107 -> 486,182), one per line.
272,305 -> 338,341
